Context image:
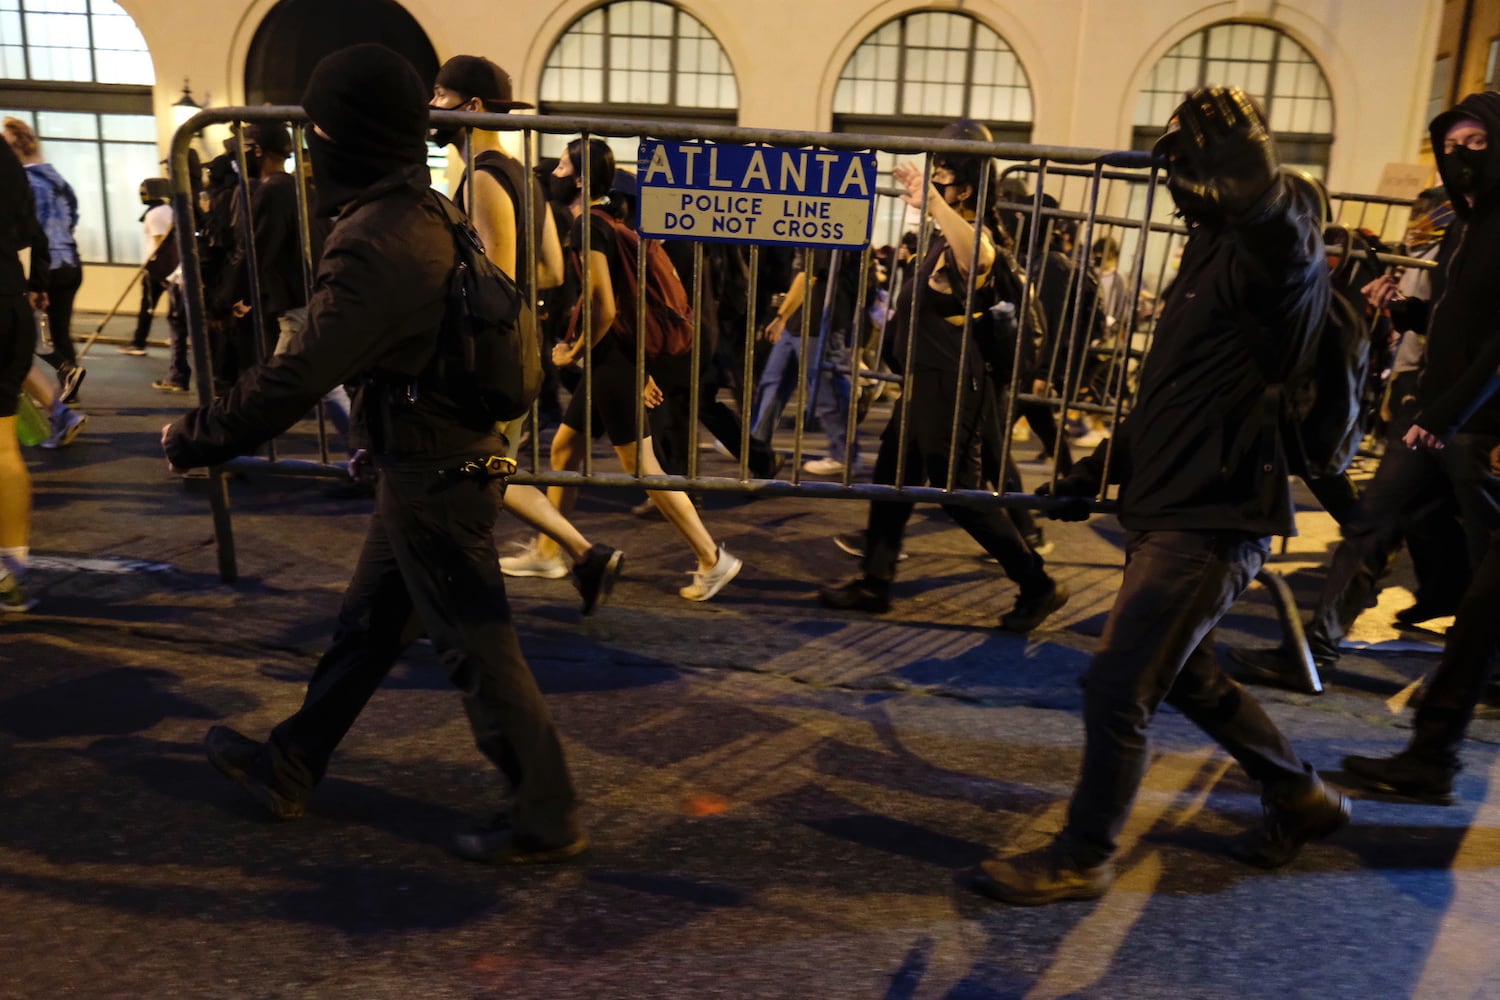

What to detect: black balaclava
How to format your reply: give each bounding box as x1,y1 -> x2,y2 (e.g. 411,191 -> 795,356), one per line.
1429,92 -> 1500,218
301,43 -> 430,217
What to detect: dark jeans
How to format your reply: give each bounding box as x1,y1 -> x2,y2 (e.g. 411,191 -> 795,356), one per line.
264,460 -> 580,846
38,262 -> 81,370
1017,397 -> 1073,473
1065,529 -> 1311,864
164,285 -> 191,388
863,367 -> 1046,592
1412,525 -> 1500,765
1307,430 -> 1498,660
131,279 -> 165,350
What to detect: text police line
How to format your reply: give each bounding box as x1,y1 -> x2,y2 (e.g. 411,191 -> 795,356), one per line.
636,140 -> 878,250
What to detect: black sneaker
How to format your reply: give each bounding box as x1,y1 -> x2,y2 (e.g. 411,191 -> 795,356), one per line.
818,577 -> 891,613
1229,773 -> 1350,869
1225,646 -> 1336,691
204,725 -> 305,820
1342,751 -> 1456,805
999,582 -> 1069,632
573,544 -> 624,615
58,364 -> 86,404
971,839 -> 1115,906
453,820 -> 589,865
1393,600 -> 1460,628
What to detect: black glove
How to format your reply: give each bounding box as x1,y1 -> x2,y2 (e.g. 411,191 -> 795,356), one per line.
1034,470 -> 1098,522
1159,86 -> 1279,221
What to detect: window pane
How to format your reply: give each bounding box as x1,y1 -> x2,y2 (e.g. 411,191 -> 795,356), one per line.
100,112 -> 153,141
37,109 -> 97,138
44,139 -> 106,261
104,138 -> 159,264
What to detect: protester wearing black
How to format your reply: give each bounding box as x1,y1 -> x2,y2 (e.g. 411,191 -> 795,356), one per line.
973,88 -> 1349,906
163,44 -> 584,865
1340,93 -> 1500,804
819,119 -> 1065,632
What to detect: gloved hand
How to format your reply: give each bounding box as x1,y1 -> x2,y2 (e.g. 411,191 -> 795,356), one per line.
1034,468 -> 1099,522
1159,86 -> 1280,221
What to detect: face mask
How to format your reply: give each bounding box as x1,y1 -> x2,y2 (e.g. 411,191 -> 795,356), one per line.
1441,145 -> 1488,197
241,151 -> 263,177
1166,170 -> 1220,224
428,100 -> 467,150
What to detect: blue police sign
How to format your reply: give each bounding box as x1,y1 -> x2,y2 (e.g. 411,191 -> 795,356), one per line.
636,140 -> 878,250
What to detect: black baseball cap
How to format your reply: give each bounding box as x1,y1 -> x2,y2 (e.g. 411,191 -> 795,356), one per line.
435,55 -> 533,111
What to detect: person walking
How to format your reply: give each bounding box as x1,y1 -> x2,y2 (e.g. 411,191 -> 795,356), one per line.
163,44 -> 585,865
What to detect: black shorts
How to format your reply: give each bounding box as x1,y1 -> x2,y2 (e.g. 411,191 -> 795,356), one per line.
561,335 -> 650,447
0,296 -> 34,419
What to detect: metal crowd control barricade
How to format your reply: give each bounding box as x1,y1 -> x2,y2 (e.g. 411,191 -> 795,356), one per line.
181,109 -> 1411,587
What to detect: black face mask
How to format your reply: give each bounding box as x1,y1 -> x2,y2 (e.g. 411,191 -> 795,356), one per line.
1166,170 -> 1220,224
241,151 -> 263,178
428,100 -> 467,150
1441,145 -> 1488,197
305,129 -> 386,217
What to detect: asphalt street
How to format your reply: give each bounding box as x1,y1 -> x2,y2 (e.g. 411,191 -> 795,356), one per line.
2,323 -> 1494,999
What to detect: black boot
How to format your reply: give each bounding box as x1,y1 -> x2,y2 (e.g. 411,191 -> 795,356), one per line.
999,580 -> 1069,633
819,576 -> 891,613
1230,772 -> 1350,868
1341,750 -> 1457,805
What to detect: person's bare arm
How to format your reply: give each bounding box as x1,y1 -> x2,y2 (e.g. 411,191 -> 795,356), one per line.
469,169 -> 517,280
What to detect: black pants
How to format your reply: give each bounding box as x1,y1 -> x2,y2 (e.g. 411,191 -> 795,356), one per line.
1017,397 -> 1073,473
38,262 -> 81,371
1412,524 -> 1500,765
264,460 -> 579,846
863,367 -> 1046,592
1065,529 -> 1312,864
1306,429 -> 1497,660
131,279 -> 165,350
653,378 -> 781,479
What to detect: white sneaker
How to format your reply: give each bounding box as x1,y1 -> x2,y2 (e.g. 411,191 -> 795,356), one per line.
40,409 -> 86,450
804,456 -> 863,476
680,545 -> 742,602
498,542 -> 569,579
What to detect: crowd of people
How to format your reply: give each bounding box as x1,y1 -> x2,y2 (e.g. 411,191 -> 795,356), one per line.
5,41 -> 1500,906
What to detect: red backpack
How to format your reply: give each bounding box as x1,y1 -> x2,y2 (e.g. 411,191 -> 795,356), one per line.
581,207 -> 693,359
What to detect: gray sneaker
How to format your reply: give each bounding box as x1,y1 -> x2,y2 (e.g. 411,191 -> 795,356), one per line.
0,572 -> 36,613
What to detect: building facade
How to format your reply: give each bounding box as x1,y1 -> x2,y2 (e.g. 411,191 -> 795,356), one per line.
1,0 -> 1444,310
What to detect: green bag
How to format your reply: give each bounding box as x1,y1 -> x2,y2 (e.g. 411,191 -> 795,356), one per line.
15,394 -> 48,447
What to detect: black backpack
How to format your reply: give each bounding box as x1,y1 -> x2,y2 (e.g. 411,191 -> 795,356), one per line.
426,191 -> 540,423
1288,227 -> 1378,478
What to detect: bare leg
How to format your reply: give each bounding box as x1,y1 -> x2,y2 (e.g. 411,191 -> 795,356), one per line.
615,438 -> 719,571
502,484 -> 590,563
0,415 -> 31,550
22,364 -> 55,410
536,423 -> 583,562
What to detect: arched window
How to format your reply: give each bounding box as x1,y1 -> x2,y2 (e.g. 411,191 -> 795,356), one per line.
539,0 -> 738,163
1,0 -> 158,264
1134,22 -> 1335,177
832,11 -> 1034,248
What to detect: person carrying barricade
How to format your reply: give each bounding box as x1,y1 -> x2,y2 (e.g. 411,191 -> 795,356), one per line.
973,87 -> 1349,906
163,44 -> 586,865
502,137 -> 742,603
428,54 -> 623,612
818,119 -> 1066,631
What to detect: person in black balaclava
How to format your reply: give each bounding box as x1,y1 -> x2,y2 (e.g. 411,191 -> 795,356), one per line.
972,87 -> 1347,907
1340,92 -> 1500,805
164,43 -> 586,866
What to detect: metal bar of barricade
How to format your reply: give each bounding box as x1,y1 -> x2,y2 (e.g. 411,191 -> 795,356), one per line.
288,122 -> 331,465
170,111 -> 238,582
687,242 -> 704,482
578,132 -> 595,479
839,249 -> 873,486
893,156 -> 937,496
801,248 -> 840,451
520,128 -> 541,469
1052,163 -> 1106,490
790,253 -> 824,483
231,119 -> 274,464
943,166 -> 992,494
738,244 -> 760,483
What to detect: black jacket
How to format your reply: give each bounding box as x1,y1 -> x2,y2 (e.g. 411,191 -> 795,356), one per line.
0,141 -> 47,297
1099,174 -> 1328,536
1404,92 -> 1500,437
166,164 -> 497,469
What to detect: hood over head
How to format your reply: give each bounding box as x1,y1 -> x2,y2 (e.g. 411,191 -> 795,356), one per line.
1429,91 -> 1500,216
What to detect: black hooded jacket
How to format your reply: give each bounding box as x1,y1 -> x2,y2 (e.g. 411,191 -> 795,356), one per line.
1404,91 -> 1500,437
165,164 -> 497,468
1093,173 -> 1329,536
0,140 -> 48,297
